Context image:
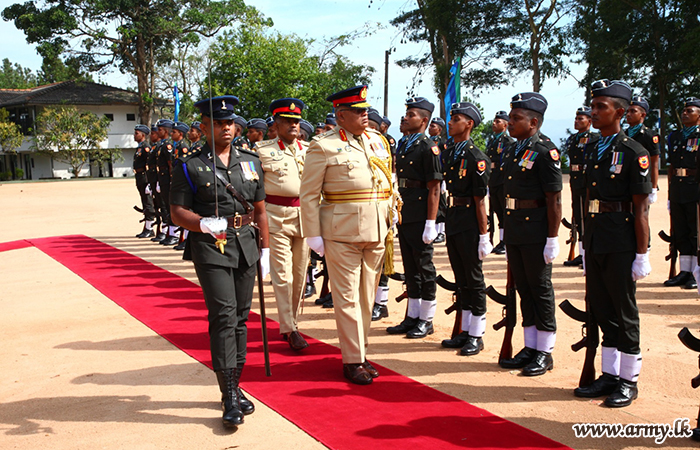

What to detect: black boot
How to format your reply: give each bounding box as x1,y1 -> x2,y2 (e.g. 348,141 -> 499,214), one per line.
304,283 -> 316,298
684,274 -> 698,290
492,241 -> 506,255
406,320 -> 434,338
236,366 -> 255,415
664,271 -> 692,287
371,303 -> 388,321
386,316 -> 419,335
216,368 -> 244,427
460,336 -> 484,356
160,235 -> 179,246
151,232 -> 166,242
136,228 -> 154,238
604,379 -> 638,407
499,347 -> 536,369
563,254 -> 583,267
442,331 -> 470,348
522,351 -> 553,376
574,373 -> 619,398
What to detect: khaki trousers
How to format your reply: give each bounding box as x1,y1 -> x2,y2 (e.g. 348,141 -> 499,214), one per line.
267,203 -> 309,335
324,239 -> 385,364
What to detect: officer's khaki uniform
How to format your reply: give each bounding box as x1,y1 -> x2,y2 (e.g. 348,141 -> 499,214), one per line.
257,138 -> 309,335
300,127 -> 392,364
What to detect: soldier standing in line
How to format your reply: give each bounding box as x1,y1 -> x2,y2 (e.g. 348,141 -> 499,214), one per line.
170,95 -> 270,428
323,113 -> 337,132
626,97 -> 660,206
265,116 -> 277,140
386,97 -> 442,339
498,92 -> 562,377
428,117 -> 446,146
134,124 -> 156,238
563,106 -> 600,267
256,98 -> 310,351
380,116 -> 397,161
300,85 -> 392,384
233,115 -> 250,150
188,121 -> 204,151
486,111 -> 515,255
171,121 -> 191,251
156,119 -> 176,245
429,116 -> 448,244
439,102 -> 493,356
147,124 -> 165,242
573,79 -> 651,407
246,118 -> 268,147
314,122 -> 325,136
666,97 -> 700,289
299,119 -> 313,142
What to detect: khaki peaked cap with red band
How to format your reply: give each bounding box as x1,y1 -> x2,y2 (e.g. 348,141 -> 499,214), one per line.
326,85 -> 372,109
269,98 -> 306,119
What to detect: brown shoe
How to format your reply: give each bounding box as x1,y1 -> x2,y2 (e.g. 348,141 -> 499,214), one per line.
363,360 -> 379,378
343,363 -> 373,385
286,331 -> 309,351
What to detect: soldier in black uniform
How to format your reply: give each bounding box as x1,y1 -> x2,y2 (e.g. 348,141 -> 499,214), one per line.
381,116 -> 397,159
246,118 -> 268,147
429,117 -> 446,146
498,92 -> 562,377
147,124 -> 164,242
573,79 -> 651,407
171,122 -> 191,250
429,117 -> 448,244
438,102 -> 493,355
170,95 -> 270,428
133,124 -> 156,238
563,106 -> 600,267
666,97 -> 700,289
626,97 -> 660,204
386,97 -> 442,338
187,121 -> 204,151
232,115 -> 251,150
156,119 -> 178,246
486,111 -> 514,255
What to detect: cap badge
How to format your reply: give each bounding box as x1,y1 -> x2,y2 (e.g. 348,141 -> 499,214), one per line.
221,100 -> 227,110
290,103 -> 296,111
360,87 -> 367,99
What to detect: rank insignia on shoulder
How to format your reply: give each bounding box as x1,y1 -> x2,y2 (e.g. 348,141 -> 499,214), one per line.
549,149 -> 559,161
477,160 -> 486,172
653,136 -> 659,144
638,155 -> 649,169
431,145 -> 439,155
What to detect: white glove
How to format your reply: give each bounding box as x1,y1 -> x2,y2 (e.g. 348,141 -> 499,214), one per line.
649,188 -> 658,204
260,248 -> 270,279
145,184 -> 152,195
156,181 -> 161,193
667,200 -> 671,212
478,234 -> 493,260
543,237 -> 559,264
199,219 -> 218,239
693,265 -> 700,295
422,220 -> 438,244
391,206 -> 399,227
307,236 -> 325,257
631,252 -> 651,281
441,181 -> 447,194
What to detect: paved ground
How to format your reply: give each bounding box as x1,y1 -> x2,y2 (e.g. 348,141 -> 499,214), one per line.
1,176 -> 699,449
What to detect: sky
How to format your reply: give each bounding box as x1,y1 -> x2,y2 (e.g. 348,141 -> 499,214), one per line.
0,0 -> 588,144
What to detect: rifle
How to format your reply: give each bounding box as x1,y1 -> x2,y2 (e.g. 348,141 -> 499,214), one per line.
255,226 -> 271,377
488,200 -> 495,245
436,275 -> 462,339
559,299 -> 598,387
678,327 -> 700,435
562,217 -> 577,262
485,263 -> 516,363
659,228 -> 677,280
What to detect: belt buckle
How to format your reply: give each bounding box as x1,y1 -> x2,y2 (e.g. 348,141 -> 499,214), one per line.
448,196 -> 454,207
506,197 -> 516,210
589,199 -> 600,214
233,213 -> 243,228
678,168 -> 687,177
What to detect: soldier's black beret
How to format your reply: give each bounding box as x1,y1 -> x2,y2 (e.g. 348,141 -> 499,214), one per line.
326,85 -> 371,108
173,121 -> 189,133
591,79 -> 632,101
405,96 -> 435,114
431,117 -> 446,128
684,97 -> 700,109
156,119 -> 174,128
495,111 -> 510,121
367,108 -> 383,125
150,124 -> 158,132
233,115 -> 247,130
134,124 -> 150,135
576,106 -> 592,117
325,113 -> 337,125
194,95 -> 239,120
630,97 -> 649,113
510,92 -> 548,115
265,116 -> 274,127
299,119 -> 313,137
190,121 -> 202,132
450,102 -> 482,127
247,118 -> 268,131
382,116 -> 391,127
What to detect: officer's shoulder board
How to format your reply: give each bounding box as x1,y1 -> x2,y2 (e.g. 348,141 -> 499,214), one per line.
180,146 -> 202,161
312,129 -> 336,141
239,147 -> 260,158
254,138 -> 277,150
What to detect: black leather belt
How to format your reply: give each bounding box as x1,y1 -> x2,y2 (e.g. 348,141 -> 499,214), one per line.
588,200 -> 633,213
398,178 -> 426,188
505,197 -> 546,210
227,212 -> 255,228
134,167 -> 146,173
448,196 -> 473,207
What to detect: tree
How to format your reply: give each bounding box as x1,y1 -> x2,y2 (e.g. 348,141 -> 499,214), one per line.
3,0 -> 264,125
205,24 -> 374,125
0,108 -> 24,154
0,58 -> 38,89
33,106 -> 111,178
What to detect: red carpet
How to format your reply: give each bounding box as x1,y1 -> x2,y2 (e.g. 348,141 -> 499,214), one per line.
5,235 -> 570,450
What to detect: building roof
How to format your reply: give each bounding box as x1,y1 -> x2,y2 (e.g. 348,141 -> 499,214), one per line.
0,81 -> 165,108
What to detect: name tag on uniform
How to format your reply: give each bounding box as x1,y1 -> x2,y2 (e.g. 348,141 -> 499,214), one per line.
240,161 -> 259,180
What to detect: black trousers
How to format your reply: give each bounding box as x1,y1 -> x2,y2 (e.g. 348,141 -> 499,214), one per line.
571,186 -> 585,240
585,250 -> 640,354
397,221 -> 436,301
490,184 -> 505,230
446,230 -> 486,315
135,172 -> 156,221
147,170 -> 161,224
506,243 -> 556,332
670,200 -> 697,256
158,175 -> 172,225
194,262 -> 257,371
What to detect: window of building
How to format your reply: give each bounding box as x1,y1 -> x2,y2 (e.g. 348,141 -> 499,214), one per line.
126,113 -> 136,121
104,114 -> 114,121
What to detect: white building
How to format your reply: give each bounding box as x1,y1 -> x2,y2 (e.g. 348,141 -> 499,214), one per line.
0,81 -> 168,180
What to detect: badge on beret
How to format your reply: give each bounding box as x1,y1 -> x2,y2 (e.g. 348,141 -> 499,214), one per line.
638,155 -> 649,169
431,145 -> 439,155
549,149 -> 559,161
477,160 -> 486,172
653,136 -> 659,144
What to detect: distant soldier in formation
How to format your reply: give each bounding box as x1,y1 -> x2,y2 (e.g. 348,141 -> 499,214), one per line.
485,110 -> 514,255
498,92 -> 562,377
314,123 -> 324,135
299,119 -> 313,142
156,119 -> 178,246
563,106 -> 599,267
265,116 -> 277,140
133,124 -> 156,238
428,117 -> 446,147
171,121 -> 191,251
246,118 -> 268,147
233,115 -> 250,150
429,116 -> 448,244
188,121 -> 204,151
147,123 -> 164,242
323,113 -> 336,132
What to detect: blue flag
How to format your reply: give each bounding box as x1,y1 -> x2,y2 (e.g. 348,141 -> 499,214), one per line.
173,84 -> 180,122
444,58 -> 461,127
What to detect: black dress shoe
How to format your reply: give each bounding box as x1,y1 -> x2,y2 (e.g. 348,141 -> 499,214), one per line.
574,373 -> 619,398
684,276 -> 698,290
363,360 -> 379,378
286,331 -> 309,350
173,241 -> 186,251
433,232 -> 445,244
499,347 -> 537,369
604,379 -> 638,407
322,296 -> 334,308
371,303 -> 389,321
160,235 -> 179,246
664,271 -> 692,287
238,388 -> 255,415
304,283 -> 316,298
522,351 -> 553,376
315,292 -> 332,305
151,232 -> 166,242
343,363 -> 373,385
460,336 -> 484,356
692,428 -> 700,442
406,320 -> 434,338
492,241 -> 506,255
136,229 -> 154,238
387,316 -> 419,335
442,331 -> 470,348
563,254 -> 583,267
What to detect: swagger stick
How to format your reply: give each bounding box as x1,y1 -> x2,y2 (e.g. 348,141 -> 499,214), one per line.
255,225 -> 271,376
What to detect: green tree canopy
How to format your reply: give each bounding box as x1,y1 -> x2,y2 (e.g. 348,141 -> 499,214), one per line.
0,108 -> 24,153
0,58 -> 38,89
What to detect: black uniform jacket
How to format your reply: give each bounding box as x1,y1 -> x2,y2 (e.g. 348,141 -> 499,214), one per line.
566,130 -> 600,190
396,133 -> 443,224
668,128 -> 700,203
170,144 -> 265,268
133,141 -> 151,171
583,132 -> 651,254
486,132 -> 514,188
